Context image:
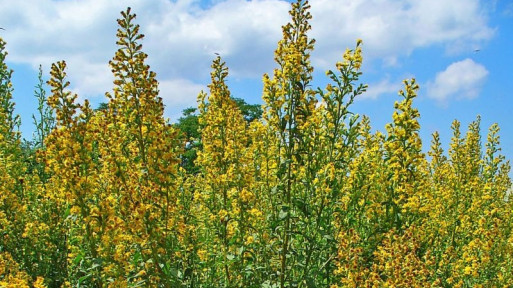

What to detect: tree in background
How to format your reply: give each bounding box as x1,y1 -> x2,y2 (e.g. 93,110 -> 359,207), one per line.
175,97 -> 262,174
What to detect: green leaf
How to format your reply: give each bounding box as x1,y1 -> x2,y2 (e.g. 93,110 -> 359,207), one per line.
279,205 -> 289,220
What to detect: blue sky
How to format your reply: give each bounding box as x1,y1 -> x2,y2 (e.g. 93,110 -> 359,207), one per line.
1,0 -> 512,166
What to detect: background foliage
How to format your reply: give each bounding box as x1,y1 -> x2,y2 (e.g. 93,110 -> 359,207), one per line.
0,1 -> 512,287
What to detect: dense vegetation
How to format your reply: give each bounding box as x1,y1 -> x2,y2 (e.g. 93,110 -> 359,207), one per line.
1,1 -> 512,287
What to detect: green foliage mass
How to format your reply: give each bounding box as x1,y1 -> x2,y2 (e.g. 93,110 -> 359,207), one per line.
175,98 -> 262,174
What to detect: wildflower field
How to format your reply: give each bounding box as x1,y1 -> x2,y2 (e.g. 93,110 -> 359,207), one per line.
1,1 -> 512,287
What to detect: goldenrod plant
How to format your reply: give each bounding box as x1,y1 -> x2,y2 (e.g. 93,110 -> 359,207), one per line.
194,56 -> 260,286
0,1 -> 511,287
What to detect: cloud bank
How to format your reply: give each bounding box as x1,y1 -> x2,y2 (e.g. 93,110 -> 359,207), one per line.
0,0 -> 496,113
427,58 -> 488,104
309,0 -> 494,69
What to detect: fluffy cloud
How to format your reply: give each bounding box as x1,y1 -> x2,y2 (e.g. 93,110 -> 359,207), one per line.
158,78 -> 206,120
142,0 -> 289,79
426,58 -> 488,103
0,0 -> 288,109
310,0 -> 494,69
361,76 -> 401,100
0,0 -> 496,108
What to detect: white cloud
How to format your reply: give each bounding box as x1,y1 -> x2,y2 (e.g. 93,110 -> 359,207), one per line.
310,0 -> 495,69
426,58 -> 488,103
361,77 -> 401,100
0,0 -> 288,109
0,0 -> 496,111
158,78 -> 205,120
142,0 -> 289,79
